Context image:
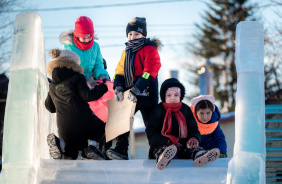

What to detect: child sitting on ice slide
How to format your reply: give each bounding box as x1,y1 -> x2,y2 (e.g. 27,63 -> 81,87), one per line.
146,78 -> 220,170
45,48 -> 108,160
190,95 -> 227,158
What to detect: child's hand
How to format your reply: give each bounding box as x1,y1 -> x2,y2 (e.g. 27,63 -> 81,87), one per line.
99,75 -> 110,81
115,86 -> 124,102
187,137 -> 199,149
128,86 -> 140,101
86,77 -> 97,88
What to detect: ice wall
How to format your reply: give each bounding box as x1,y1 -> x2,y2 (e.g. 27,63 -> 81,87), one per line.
227,22 -> 265,183
0,12 -> 56,184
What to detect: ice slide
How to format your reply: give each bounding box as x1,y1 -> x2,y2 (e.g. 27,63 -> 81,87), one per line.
0,12 -> 264,184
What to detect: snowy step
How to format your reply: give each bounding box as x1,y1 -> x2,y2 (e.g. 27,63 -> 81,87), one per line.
36,158 -> 230,184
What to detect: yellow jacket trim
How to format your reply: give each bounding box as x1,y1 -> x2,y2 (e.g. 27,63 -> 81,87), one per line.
115,50 -> 126,76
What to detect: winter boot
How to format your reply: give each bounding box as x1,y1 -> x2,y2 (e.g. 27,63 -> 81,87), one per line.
193,148 -> 220,167
106,147 -> 128,160
106,133 -> 129,160
47,133 -> 65,159
155,145 -> 177,171
81,140 -> 106,160
99,135 -> 112,159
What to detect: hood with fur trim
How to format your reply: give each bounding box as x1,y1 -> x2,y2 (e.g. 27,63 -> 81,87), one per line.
145,37 -> 162,51
46,49 -> 84,78
60,30 -> 98,45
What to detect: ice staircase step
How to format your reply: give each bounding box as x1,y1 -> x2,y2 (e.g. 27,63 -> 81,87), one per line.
36,158 -> 230,184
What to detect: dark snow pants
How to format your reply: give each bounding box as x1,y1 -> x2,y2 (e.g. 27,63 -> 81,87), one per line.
61,114 -> 106,160
115,104 -> 155,150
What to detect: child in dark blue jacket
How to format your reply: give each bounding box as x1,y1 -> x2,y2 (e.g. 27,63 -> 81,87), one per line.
190,95 -> 227,157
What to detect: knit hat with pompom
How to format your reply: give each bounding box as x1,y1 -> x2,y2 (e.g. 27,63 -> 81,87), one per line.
49,48 -> 80,65
47,48 -> 83,78
126,17 -> 147,37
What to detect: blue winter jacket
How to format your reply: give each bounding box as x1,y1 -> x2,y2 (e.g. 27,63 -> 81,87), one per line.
192,105 -> 227,155
63,40 -> 109,79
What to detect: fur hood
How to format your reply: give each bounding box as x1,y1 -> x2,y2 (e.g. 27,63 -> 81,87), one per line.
150,37 -> 163,51
60,30 -> 98,44
46,49 -> 84,78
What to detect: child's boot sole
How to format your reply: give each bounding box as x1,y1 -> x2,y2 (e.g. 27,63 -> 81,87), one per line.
47,133 -> 62,159
106,149 -> 128,160
156,145 -> 177,171
194,148 -> 220,167
82,148 -> 107,160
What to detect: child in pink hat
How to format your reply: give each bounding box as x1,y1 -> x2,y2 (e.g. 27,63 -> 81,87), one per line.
190,95 -> 227,158
60,16 -> 110,88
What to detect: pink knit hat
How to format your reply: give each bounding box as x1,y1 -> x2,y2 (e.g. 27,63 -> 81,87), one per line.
191,95 -> 215,112
74,16 -> 94,38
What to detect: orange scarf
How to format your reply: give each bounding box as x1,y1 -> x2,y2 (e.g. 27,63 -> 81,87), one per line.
190,105 -> 218,135
161,102 -> 187,144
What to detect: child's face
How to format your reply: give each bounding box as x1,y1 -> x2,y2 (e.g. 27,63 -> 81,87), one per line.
77,36 -> 93,43
127,31 -> 145,41
196,108 -> 212,124
165,91 -> 180,103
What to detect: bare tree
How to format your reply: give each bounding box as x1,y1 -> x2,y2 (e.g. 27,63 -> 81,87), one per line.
263,0 -> 282,101
0,0 -> 25,74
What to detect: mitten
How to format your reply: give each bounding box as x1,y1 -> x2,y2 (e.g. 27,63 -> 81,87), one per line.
86,77 -> 97,88
115,86 -> 124,102
99,75 -> 110,81
187,137 -> 199,149
128,86 -> 140,101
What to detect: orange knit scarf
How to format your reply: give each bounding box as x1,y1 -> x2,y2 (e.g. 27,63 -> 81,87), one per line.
190,105 -> 218,135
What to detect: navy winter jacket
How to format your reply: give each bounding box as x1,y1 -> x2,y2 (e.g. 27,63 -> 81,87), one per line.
191,105 -> 227,155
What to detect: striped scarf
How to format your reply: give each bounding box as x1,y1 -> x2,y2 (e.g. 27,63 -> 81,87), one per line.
124,38 -> 145,88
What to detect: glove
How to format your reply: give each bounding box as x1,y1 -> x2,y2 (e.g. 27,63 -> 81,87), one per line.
219,153 -> 227,158
128,86 -> 140,101
115,86 -> 124,102
187,137 -> 199,149
86,77 -> 97,88
99,75 -> 110,81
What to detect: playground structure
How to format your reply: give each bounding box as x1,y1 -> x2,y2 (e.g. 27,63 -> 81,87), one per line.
0,12 -> 265,184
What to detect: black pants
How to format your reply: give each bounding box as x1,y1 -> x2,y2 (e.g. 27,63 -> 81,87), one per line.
178,147 -> 204,160
115,104 -> 155,150
62,114 -> 106,159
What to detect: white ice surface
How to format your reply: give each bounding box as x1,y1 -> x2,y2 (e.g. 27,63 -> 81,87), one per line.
36,159 -> 230,184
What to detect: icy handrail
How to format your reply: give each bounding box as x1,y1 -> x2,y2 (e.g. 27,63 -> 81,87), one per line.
227,21 -> 265,184
0,12 -> 56,184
